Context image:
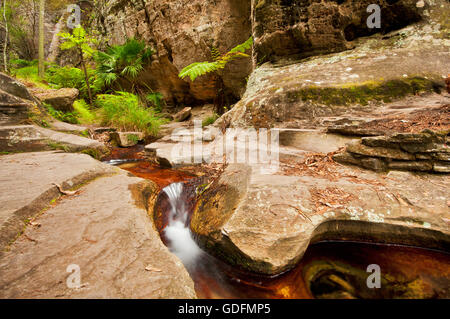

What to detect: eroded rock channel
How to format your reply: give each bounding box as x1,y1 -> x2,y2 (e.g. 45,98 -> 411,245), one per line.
112,146 -> 450,299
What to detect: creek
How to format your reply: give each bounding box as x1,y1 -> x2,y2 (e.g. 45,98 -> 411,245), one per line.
104,147 -> 450,299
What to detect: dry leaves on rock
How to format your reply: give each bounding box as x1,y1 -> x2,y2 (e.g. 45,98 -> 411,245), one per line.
310,187 -> 356,214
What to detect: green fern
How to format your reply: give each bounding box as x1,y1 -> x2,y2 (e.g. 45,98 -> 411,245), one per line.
179,37 -> 253,82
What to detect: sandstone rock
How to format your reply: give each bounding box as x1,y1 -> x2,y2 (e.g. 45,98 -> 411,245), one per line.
191,164 -> 450,275
96,0 -> 252,105
0,167 -> 196,298
433,163 -> 450,173
93,127 -> 117,134
0,72 -> 34,101
31,88 -> 79,112
0,89 -> 34,125
0,125 -> 108,155
217,0 -> 449,129
388,160 -> 433,172
360,157 -> 387,172
0,152 -> 117,251
446,74 -> 450,94
346,140 -> 415,161
174,107 -> 192,122
111,132 -> 145,147
50,120 -> 89,133
252,0 -> 427,63
328,125 -> 384,137
278,129 -> 357,154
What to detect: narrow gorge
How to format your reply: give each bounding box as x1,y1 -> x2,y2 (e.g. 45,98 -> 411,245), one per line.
0,0 -> 449,300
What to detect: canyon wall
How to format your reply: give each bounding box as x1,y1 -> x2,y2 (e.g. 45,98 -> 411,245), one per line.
251,0 -> 425,64
94,0 -> 252,106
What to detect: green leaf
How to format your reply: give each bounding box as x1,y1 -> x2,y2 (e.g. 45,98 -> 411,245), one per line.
60,41 -> 76,50
179,61 -> 220,81
229,37 -> 253,54
178,37 -> 252,82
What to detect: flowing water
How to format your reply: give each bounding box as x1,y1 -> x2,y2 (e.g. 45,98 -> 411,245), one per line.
104,148 -> 450,299
158,182 -> 450,299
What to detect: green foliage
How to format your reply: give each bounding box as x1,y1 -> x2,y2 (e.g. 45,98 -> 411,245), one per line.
73,99 -> 96,124
146,92 -> 164,112
94,38 -> 154,90
44,103 -> 79,124
127,134 -> 140,143
202,113 -> 219,127
95,92 -> 165,136
10,59 -> 38,68
45,65 -> 99,99
58,26 -> 97,58
179,37 -> 253,82
11,64 -> 50,88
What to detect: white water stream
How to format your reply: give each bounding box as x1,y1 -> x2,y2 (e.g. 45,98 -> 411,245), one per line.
162,183 -> 202,266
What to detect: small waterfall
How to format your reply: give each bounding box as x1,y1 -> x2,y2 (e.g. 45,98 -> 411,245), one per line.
162,183 -> 202,266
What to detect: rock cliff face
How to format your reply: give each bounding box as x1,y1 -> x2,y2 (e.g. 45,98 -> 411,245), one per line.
95,0 -> 252,106
217,0 -> 450,128
252,0 -> 424,63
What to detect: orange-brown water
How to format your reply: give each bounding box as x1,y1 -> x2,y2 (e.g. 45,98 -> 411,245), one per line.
188,241 -> 450,299
106,148 -> 450,299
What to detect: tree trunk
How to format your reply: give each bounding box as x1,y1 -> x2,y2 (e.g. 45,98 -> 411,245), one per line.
213,74 -> 226,115
2,0 -> 8,72
38,0 -> 45,78
79,47 -> 93,105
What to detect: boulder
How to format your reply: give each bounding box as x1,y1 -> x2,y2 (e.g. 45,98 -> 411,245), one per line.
0,73 -> 37,125
190,164 -> 450,275
31,88 -> 79,112
174,107 -> 192,122
111,131 -> 145,147
0,72 -> 34,101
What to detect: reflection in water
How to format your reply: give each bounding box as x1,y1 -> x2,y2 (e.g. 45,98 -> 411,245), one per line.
160,183 -> 450,299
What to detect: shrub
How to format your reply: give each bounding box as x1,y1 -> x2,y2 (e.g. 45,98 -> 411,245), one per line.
43,103 -> 79,124
11,64 -> 50,89
95,38 -> 154,93
45,66 -> 98,100
146,92 -> 164,112
73,99 -> 96,124
95,92 -> 166,136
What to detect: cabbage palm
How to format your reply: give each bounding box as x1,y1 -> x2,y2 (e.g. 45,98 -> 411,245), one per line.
94,38 -> 154,95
